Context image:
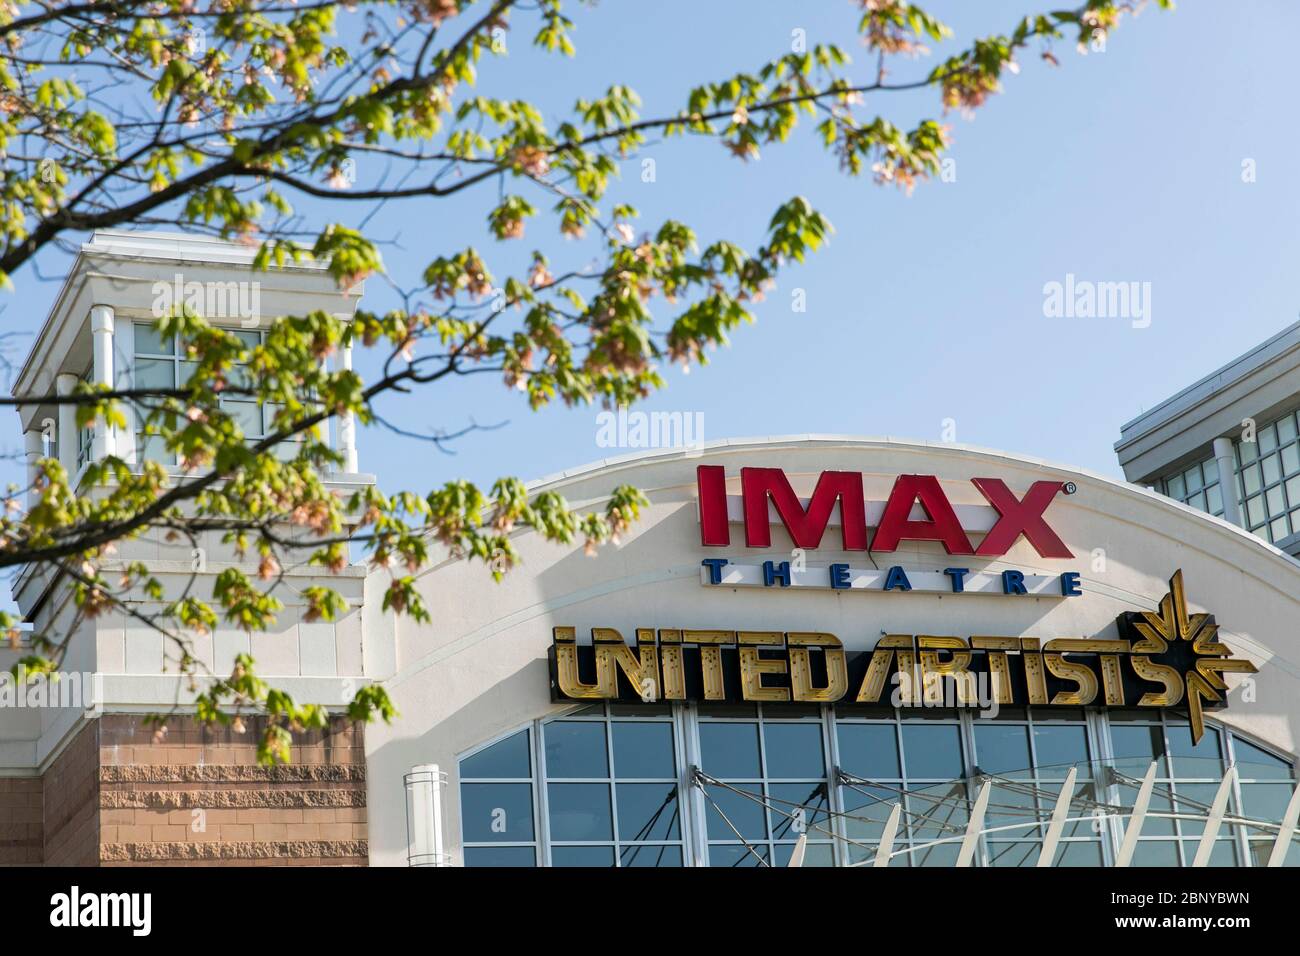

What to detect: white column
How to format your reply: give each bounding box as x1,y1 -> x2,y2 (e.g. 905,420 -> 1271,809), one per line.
955,779 -> 991,867
873,803 -> 901,868
1038,766 -> 1079,867
1267,784 -> 1300,867
90,305 -> 116,461
337,343 -> 359,473
1191,766 -> 1236,867
1115,760 -> 1159,867
404,764 -> 447,866
23,429 -> 43,508
785,833 -> 807,867
56,372 -> 78,477
1213,436 -> 1243,527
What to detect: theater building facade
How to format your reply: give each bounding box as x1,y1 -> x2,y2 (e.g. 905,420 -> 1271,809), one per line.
3,232 -> 1300,867
374,437 -> 1300,868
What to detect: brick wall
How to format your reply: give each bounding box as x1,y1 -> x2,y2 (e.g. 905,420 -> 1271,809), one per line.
98,715 -> 367,866
1,715 -> 368,866
0,776 -> 43,864
43,721 -> 100,866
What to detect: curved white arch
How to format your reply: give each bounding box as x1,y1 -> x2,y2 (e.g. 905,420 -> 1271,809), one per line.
390,434 -> 1300,689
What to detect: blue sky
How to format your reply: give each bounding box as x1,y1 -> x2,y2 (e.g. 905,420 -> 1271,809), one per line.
8,0 -> 1300,502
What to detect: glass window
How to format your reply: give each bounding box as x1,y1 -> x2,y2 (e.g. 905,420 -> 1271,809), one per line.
1233,408 -> 1300,543
616,784 -> 679,841
461,783 -> 535,843
458,728 -> 538,865
611,722 -> 675,778
551,845 -> 615,867
973,723 -> 1031,774
1033,724 -> 1090,772
1279,413 -> 1298,445
902,723 -> 963,779
1057,841 -> 1104,866
455,706 -> 1294,867
544,721 -> 608,778
703,787 -> 767,842
1247,495 -> 1265,528
530,706 -> 684,866
460,729 -> 530,779
699,722 -> 761,779
699,708 -> 834,866
132,322 -> 283,466
134,326 -> 176,355
1283,444 -> 1300,476
1239,783 -> 1293,821
987,841 -> 1040,867
763,722 -> 825,778
1130,841 -> 1180,866
768,782 -> 830,840
1159,455 -> 1222,518
547,783 -> 613,841
1180,841 -> 1238,867
1234,737 -> 1295,779
837,723 -> 901,779
708,844 -> 769,867
1110,723 -> 1167,775
134,358 -> 176,389
1167,723 -> 1220,766
1263,455 -> 1282,488
464,846 -> 535,867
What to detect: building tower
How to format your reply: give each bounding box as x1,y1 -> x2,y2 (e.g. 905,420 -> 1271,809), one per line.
1,232 -> 389,866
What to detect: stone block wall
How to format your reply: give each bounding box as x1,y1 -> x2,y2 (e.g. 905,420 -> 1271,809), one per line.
1,715 -> 367,866
0,776 -> 43,864
98,715 -> 368,866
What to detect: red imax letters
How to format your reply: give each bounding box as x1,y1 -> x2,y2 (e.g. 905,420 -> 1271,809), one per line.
971,477 -> 1072,559
696,466 -> 1072,558
741,468 -> 867,550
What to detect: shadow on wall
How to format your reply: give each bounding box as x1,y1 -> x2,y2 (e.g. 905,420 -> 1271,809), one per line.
367,658 -> 550,864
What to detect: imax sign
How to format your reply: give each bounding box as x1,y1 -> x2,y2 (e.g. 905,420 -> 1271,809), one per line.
695,466 -> 1074,558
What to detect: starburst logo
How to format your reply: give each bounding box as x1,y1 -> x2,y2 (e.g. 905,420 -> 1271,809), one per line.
1123,570 -> 1257,743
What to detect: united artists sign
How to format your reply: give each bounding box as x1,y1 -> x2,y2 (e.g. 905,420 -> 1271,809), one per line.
548,571 -> 1256,744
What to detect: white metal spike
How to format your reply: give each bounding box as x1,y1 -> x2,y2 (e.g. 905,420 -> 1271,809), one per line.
1038,766 -> 1078,867
786,832 -> 807,868
874,802 -> 902,868
956,780 -> 992,867
1115,760 -> 1159,867
1191,766 -> 1237,867
1266,782 -> 1300,867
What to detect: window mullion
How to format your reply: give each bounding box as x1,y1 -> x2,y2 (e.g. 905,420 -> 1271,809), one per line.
534,720 -> 551,867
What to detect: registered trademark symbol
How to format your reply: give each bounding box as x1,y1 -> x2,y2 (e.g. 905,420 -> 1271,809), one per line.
1062,481 -> 1077,495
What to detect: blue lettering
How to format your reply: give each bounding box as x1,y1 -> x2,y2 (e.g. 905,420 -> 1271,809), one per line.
701,558 -> 729,585
943,567 -> 970,593
763,560 -> 791,588
883,566 -> 912,592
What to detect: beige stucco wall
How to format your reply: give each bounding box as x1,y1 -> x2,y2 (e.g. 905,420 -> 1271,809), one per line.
363,436 -> 1300,866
